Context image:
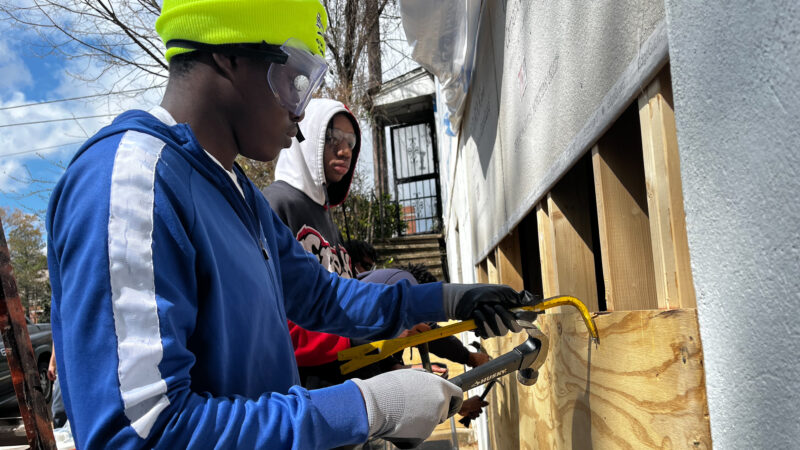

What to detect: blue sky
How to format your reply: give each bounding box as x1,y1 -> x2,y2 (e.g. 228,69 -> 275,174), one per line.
0,17 -> 165,218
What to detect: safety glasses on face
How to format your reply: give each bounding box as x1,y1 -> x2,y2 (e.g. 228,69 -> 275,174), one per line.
267,39 -> 327,116
325,127 -> 357,149
165,38 -> 328,116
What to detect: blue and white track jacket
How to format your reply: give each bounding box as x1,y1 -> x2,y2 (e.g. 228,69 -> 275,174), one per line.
46,110 -> 445,449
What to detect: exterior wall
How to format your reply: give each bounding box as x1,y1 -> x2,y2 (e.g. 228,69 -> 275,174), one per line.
444,0 -> 667,267
441,0 -> 800,447
665,1 -> 800,447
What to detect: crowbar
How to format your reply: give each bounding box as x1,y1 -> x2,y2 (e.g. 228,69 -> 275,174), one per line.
338,294 -> 598,375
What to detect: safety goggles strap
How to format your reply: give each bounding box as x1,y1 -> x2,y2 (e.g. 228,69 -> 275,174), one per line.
165,39 -> 289,64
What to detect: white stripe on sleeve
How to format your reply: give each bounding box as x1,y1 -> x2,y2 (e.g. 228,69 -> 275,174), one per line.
108,130 -> 170,438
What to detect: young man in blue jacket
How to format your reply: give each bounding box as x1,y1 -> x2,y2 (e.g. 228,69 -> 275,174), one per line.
46,1 -> 530,448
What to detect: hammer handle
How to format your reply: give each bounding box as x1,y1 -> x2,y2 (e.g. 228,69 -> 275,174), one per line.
449,346 -> 526,392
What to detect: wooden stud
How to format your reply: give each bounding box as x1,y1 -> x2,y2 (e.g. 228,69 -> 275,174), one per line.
638,68 -> 697,309
518,212 -> 544,298
592,107 -> 659,311
536,202 -> 558,298
546,160 -> 600,312
497,228 -> 525,291
487,250 -> 499,285
476,259 -> 488,284
519,309 -> 711,449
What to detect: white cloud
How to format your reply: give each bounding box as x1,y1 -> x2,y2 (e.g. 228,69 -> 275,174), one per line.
0,40 -> 33,94
0,159 -> 24,191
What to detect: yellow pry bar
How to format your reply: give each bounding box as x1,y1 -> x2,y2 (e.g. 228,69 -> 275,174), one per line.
337,295 -> 599,375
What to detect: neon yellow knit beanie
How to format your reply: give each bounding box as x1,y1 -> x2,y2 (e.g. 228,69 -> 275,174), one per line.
156,0 -> 328,62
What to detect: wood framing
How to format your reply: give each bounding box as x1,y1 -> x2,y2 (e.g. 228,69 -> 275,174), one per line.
638,68 -> 697,309
536,202 -> 558,298
486,231 -> 525,449
544,159 -> 600,312
518,213 -> 544,297
473,66 -> 705,447
476,259 -> 489,284
592,107 -> 659,311
487,251 -> 499,285
497,229 -> 525,292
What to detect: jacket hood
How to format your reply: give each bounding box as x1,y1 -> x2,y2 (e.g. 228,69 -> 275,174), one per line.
274,98 -> 361,207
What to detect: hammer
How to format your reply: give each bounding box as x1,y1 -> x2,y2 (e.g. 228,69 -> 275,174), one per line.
449,324 -> 549,392
387,324 -> 549,449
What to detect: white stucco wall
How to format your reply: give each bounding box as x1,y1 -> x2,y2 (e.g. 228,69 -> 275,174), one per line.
665,1 -> 800,447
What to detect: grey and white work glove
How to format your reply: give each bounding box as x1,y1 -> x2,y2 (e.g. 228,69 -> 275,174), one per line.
443,283 -> 535,338
352,369 -> 463,448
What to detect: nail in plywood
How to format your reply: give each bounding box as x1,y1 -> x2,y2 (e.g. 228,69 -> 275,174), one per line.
592,106 -> 659,311
546,159 -> 600,312
638,68 -> 697,309
520,309 -> 711,449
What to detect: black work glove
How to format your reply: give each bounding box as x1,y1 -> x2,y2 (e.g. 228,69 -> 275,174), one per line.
442,284 -> 535,338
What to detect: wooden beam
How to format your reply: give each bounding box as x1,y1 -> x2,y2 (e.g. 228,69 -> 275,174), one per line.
476,259 -> 488,284
497,228 -> 524,291
592,107 -> 658,311
547,159 -> 600,312
518,212 -> 544,298
0,219 -> 56,450
519,309 -> 711,449
487,251 -> 499,285
536,202 -> 558,298
638,68 -> 697,309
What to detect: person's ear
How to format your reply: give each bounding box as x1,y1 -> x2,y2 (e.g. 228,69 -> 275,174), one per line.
211,53 -> 238,82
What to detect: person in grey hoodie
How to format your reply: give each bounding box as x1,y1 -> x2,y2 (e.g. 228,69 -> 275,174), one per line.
262,98 -> 362,388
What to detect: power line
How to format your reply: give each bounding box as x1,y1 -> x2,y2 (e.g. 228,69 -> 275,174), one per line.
0,142 -> 83,159
0,86 -> 162,111
0,113 -> 119,129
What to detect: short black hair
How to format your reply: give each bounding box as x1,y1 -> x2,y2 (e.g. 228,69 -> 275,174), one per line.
401,263 -> 437,284
169,51 -> 204,78
344,240 -> 378,269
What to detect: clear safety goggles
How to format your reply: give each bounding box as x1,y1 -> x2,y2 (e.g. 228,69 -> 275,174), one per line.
325,127 -> 357,149
267,38 -> 328,116
165,38 -> 328,116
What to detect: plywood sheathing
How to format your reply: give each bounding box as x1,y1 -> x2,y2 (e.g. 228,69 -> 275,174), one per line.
638,69 -> 697,309
485,309 -> 711,449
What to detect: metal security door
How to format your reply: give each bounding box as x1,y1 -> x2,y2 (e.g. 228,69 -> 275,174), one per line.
390,120 -> 441,234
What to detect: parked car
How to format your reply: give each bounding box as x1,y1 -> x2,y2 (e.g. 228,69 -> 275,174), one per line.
0,318 -> 53,412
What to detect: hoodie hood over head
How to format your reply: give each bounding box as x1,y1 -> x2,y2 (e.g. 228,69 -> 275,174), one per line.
274,98 -> 361,208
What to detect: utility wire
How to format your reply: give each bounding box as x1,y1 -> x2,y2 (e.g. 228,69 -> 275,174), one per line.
0,87 -> 159,111
0,142 -> 83,159
0,113 -> 120,129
